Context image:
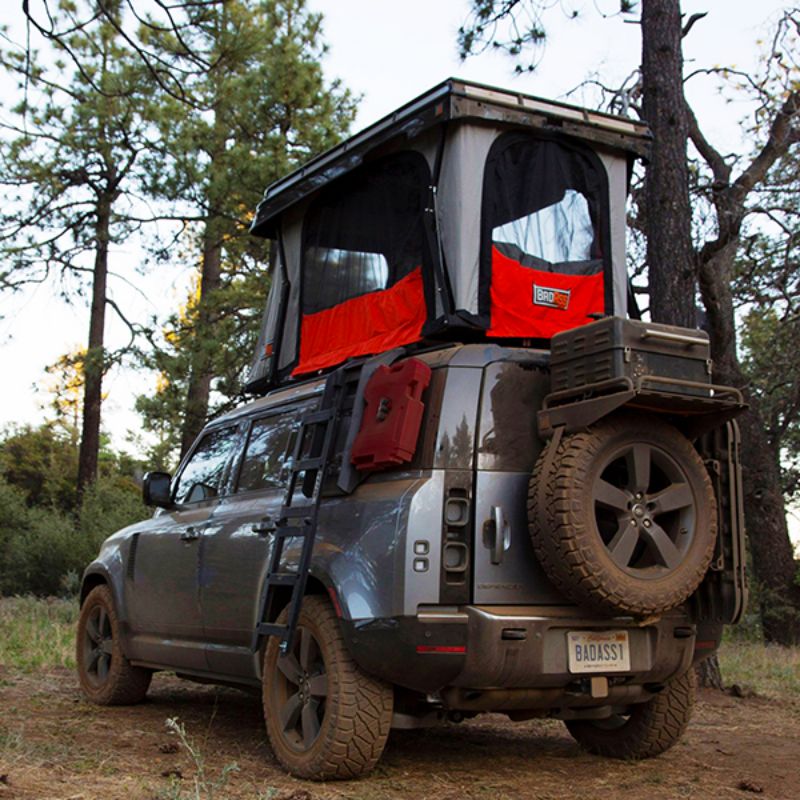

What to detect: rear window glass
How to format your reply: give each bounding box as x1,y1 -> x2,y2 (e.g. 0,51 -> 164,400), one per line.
477,362 -> 548,472
236,413 -> 298,493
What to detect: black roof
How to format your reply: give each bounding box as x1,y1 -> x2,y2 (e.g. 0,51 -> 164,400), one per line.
250,78 -> 651,238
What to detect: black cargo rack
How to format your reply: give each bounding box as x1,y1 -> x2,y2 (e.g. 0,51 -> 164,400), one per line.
538,374 -> 746,439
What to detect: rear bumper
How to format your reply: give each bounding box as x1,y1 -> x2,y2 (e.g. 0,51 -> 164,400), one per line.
452,605 -> 695,689
343,605 -> 698,700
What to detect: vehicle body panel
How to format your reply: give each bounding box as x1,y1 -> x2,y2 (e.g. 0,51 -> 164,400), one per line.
81,342 -> 746,709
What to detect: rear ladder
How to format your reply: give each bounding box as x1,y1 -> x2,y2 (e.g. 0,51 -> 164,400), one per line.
251,365 -> 358,654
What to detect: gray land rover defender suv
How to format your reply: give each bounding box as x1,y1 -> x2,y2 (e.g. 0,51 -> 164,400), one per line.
77,80 -> 747,780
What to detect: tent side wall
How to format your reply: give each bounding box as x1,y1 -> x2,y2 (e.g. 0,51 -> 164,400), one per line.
436,125 -> 630,323
597,149 -> 630,320
437,124 -> 496,320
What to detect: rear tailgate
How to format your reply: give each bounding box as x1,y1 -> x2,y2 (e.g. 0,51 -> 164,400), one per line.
472,359 -> 565,604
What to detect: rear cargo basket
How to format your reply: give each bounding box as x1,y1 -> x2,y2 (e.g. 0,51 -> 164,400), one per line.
550,317 -> 712,398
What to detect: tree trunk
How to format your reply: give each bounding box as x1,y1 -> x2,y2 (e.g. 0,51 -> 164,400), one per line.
178,61 -> 228,462
695,655 -> 724,690
77,194 -> 111,497
640,0 -> 696,328
178,220 -> 223,460
699,245 -> 800,645
737,409 -> 800,643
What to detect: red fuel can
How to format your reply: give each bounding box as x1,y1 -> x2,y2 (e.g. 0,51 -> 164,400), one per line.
351,358 -> 432,470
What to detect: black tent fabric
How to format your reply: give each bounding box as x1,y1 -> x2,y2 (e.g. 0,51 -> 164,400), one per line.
302,152 -> 432,314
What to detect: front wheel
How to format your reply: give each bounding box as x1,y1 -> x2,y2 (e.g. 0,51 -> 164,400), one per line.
76,585 -> 152,705
262,596 -> 393,780
565,668 -> 696,759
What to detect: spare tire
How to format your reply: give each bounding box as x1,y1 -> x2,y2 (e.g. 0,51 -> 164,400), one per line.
528,412 -> 716,616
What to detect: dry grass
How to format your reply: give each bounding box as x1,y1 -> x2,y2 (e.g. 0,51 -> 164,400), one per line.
0,595 -> 78,671
718,637 -> 800,699
1,595 -> 798,698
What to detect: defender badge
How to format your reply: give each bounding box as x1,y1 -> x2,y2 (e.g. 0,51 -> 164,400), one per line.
533,284 -> 571,310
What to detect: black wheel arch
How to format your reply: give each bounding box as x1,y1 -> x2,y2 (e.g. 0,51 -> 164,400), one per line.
80,569 -> 110,606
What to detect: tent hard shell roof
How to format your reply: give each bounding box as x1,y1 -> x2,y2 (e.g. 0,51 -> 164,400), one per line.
249,78 -> 651,239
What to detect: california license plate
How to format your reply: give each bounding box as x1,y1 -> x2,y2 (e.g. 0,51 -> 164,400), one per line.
567,630 -> 631,673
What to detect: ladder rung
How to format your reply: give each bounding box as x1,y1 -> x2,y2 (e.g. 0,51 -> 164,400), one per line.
257,622 -> 287,637
302,409 -> 335,425
280,506 -> 315,519
267,572 -> 298,586
273,526 -> 311,538
294,456 -> 324,471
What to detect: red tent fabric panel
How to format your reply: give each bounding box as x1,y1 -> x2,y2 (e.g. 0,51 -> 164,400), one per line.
293,267 -> 426,376
487,246 -> 604,338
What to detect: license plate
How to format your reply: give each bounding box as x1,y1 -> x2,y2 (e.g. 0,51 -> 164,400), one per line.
567,630 -> 631,673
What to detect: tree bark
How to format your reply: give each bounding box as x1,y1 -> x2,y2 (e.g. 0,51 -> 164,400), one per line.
640,0 -> 696,327
695,655 -> 724,690
698,243 -> 800,645
178,220 -> 223,460
177,33 -> 228,462
737,406 -> 800,643
77,193 -> 111,496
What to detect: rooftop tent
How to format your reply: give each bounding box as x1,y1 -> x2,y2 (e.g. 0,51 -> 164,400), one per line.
245,79 -> 650,393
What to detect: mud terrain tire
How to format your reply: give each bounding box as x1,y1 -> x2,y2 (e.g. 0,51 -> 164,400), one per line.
565,668 -> 696,758
262,595 -> 393,780
529,413 -> 716,616
76,585 -> 152,705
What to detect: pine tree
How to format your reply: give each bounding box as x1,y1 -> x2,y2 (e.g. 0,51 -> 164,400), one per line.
1,1 -> 152,496
136,0 -> 356,460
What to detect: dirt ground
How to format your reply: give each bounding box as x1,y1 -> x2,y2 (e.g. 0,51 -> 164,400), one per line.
0,667 -> 798,800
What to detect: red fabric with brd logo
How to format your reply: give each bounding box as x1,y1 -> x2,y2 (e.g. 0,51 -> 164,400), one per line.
487,246 -> 604,338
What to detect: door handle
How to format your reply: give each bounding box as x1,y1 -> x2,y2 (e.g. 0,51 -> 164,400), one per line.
484,506 -> 511,565
180,526 -> 200,542
252,516 -> 278,536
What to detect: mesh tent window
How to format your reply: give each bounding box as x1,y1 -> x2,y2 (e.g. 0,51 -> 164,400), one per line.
480,132 -> 611,338
294,152 -> 433,375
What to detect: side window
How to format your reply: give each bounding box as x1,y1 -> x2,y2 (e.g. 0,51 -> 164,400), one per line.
302,151 -> 432,315
173,427 -> 239,505
236,412 -> 298,493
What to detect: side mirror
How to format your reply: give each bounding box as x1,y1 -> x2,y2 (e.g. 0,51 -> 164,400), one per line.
143,471 -> 174,508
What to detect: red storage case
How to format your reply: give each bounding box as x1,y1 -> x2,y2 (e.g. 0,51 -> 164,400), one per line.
351,358 -> 432,471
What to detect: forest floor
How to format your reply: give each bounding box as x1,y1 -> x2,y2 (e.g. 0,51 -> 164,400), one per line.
1,598 -> 799,800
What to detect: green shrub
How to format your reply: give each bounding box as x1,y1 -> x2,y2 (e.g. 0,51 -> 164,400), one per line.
0,476 -> 148,597
1,502 -> 80,596
76,476 -> 148,553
